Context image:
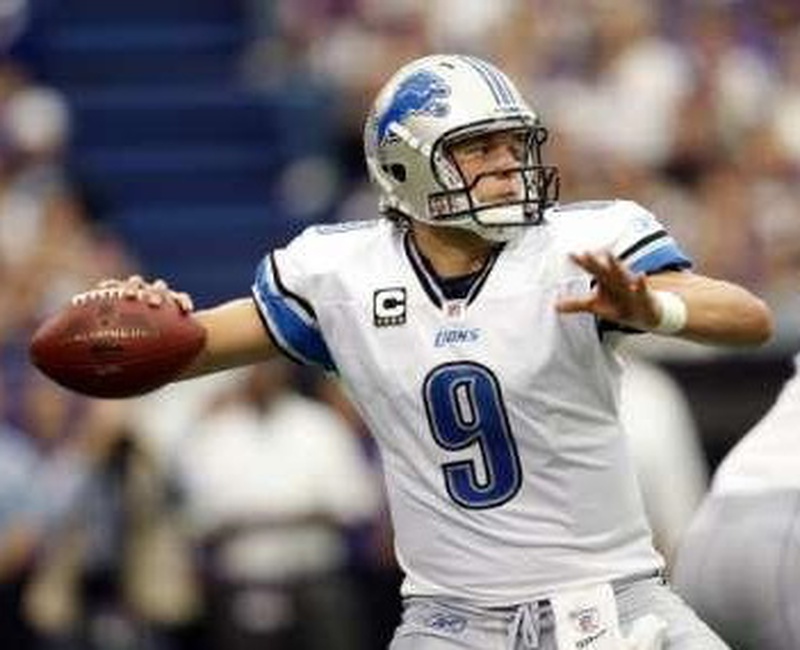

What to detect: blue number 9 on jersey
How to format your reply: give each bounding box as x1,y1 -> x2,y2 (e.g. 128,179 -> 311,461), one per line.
423,362 -> 522,509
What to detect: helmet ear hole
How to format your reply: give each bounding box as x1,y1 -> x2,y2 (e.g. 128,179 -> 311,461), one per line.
384,164 -> 407,182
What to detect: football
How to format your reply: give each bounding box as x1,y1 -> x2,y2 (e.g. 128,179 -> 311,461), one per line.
29,289 -> 206,398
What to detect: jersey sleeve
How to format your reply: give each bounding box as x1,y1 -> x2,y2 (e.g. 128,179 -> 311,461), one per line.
251,229 -> 337,372
610,201 -> 692,275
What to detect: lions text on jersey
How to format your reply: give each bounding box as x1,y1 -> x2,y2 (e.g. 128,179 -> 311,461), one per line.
252,200 -> 691,606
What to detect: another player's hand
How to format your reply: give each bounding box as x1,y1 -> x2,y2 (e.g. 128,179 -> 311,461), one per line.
72,275 -> 194,313
556,251 -> 660,331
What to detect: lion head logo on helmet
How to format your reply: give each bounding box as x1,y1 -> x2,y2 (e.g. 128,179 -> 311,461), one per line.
377,70 -> 451,144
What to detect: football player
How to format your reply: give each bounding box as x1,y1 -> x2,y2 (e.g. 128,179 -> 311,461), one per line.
673,350 -> 800,650
88,55 -> 772,649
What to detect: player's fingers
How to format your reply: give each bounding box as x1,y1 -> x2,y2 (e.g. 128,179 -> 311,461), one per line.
631,274 -> 649,295
604,252 -> 639,290
123,285 -> 141,299
603,252 -> 629,283
556,296 -> 595,314
592,252 -> 633,293
571,251 -> 613,282
145,281 -> 170,307
121,275 -> 146,291
118,275 -> 144,299
124,278 -> 171,307
173,292 -> 194,313
146,291 -> 164,307
592,256 -> 643,309
76,277 -> 189,311
574,252 -> 632,304
570,251 -> 599,272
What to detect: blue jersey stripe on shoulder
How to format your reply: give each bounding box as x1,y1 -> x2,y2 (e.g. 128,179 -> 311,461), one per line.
628,244 -> 692,275
618,230 -> 668,262
252,258 -> 336,372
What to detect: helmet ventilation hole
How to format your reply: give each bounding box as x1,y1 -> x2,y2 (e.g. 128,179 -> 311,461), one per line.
385,164 -> 407,182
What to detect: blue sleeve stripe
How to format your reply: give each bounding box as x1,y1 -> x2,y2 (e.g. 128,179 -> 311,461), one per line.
262,255 -> 317,326
618,230 -> 668,261
628,243 -> 692,275
251,258 -> 336,372
250,289 -> 308,367
253,257 -> 315,326
267,254 -> 318,322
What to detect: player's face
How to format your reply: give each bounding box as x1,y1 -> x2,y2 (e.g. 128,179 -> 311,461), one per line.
447,130 -> 527,207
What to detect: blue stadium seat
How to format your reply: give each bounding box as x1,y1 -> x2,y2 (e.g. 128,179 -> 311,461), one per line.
33,0 -> 333,300
45,0 -> 239,26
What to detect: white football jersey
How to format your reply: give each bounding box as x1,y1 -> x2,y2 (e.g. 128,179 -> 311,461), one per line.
712,352 -> 800,495
252,199 -> 690,605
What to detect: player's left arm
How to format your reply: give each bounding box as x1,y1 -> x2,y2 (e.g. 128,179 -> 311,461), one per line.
557,251 -> 774,347
645,269 -> 773,346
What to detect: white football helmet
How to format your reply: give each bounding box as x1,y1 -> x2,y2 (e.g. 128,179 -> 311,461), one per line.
364,54 -> 559,242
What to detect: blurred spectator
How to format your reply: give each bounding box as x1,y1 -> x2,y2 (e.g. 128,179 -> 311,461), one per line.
0,0 -> 28,51
680,1 -> 777,149
128,372 -> 244,468
545,0 -> 694,167
771,25 -> 800,163
0,68 -> 73,268
0,61 -> 135,403
19,373 -> 194,650
173,361 -> 380,650
0,368 -> 39,650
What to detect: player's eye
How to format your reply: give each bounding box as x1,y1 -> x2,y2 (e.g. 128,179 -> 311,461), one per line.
448,130 -> 529,165
505,132 -> 528,161
457,141 -> 491,158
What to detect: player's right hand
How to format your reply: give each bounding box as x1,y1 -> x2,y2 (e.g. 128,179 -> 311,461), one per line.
556,251 -> 660,331
73,275 -> 194,313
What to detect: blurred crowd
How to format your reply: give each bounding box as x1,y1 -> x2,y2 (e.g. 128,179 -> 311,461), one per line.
0,0 -> 798,648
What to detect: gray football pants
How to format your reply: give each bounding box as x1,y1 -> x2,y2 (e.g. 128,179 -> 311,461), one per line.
673,491 -> 800,650
390,574 -> 729,649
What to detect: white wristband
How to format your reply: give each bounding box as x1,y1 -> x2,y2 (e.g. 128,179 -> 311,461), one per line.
651,290 -> 688,335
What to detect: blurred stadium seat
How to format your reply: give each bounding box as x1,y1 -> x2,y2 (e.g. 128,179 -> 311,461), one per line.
33,0 -> 335,307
